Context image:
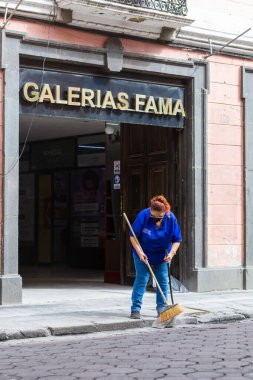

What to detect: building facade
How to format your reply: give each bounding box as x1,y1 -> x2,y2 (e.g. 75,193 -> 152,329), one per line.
0,0 -> 253,304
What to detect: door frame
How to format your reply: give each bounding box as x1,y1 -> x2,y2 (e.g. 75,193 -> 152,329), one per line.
2,32 -> 209,305
121,124 -> 179,285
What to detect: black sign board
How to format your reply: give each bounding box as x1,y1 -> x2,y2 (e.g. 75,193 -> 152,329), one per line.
31,138 -> 75,170
20,68 -> 185,128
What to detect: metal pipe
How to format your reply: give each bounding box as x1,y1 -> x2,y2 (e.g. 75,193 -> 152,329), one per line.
1,0 -> 24,30
204,27 -> 251,59
4,3 -> 9,23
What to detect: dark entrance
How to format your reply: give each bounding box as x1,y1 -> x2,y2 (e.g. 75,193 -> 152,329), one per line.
121,124 -> 180,285
18,118 -> 107,283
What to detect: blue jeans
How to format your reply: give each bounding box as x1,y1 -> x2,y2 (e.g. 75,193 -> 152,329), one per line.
131,254 -> 169,313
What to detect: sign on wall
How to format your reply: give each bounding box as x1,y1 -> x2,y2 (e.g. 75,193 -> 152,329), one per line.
31,138 -> 75,170
19,69 -> 186,128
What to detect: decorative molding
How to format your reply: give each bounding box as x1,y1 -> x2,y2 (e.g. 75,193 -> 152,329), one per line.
109,0 -> 188,16
105,37 -> 123,72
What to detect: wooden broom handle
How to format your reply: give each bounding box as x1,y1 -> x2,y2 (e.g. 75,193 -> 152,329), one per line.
123,212 -> 170,307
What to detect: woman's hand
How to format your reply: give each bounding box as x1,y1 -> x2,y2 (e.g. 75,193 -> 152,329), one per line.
130,236 -> 148,262
164,252 -> 175,263
138,252 -> 148,262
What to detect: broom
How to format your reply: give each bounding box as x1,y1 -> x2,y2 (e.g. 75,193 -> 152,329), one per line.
123,213 -> 183,324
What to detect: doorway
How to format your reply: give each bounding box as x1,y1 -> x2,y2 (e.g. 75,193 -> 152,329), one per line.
18,117 -> 109,284
18,118 -> 180,286
121,124 -> 180,285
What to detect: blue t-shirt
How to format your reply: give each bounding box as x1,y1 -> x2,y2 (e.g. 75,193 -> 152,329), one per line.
130,208 -> 182,265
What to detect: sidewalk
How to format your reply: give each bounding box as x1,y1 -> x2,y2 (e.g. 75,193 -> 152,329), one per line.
1,281 -> 253,342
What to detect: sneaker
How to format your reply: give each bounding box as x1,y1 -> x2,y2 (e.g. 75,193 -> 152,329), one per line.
130,310 -> 141,319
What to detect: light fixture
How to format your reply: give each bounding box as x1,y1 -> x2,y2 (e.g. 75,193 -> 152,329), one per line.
105,125 -> 114,135
105,123 -> 119,135
78,145 -> 105,150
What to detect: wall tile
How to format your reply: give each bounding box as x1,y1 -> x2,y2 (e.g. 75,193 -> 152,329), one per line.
208,164 -> 242,185
208,204 -> 243,225
208,224 -> 243,245
208,144 -> 242,166
208,124 -> 242,145
209,82 -> 241,105
208,244 -> 243,267
210,62 -> 241,85
208,184 -> 242,205
208,103 -> 242,126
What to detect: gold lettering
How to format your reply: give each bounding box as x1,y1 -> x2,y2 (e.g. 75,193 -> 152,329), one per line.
81,89 -> 95,108
96,90 -> 101,108
67,87 -> 81,106
39,84 -> 55,103
55,85 -> 67,105
158,97 -> 172,115
135,94 -> 146,111
101,91 -> 117,109
116,92 -> 129,111
144,96 -> 158,114
22,81 -> 186,120
23,82 -> 39,102
172,99 -> 186,117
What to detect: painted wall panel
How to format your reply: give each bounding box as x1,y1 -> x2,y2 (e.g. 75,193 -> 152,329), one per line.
208,165 -> 242,185
208,124 -> 242,146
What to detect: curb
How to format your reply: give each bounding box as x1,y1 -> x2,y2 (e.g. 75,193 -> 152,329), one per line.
0,319 -> 154,342
198,313 -> 246,324
0,313 -> 251,342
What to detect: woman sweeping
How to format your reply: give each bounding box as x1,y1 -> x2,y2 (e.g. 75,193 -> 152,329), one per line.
129,195 -> 182,319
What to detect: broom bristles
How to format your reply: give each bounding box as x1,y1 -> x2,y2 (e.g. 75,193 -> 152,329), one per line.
160,304 -> 184,322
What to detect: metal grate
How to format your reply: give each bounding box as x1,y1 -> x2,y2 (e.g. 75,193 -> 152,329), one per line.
108,0 -> 188,16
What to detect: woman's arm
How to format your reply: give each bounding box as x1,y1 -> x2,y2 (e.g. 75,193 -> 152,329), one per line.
130,236 -> 148,262
164,242 -> 180,263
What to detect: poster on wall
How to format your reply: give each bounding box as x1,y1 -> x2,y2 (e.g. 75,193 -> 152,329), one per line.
19,173 -> 35,242
71,168 -> 105,248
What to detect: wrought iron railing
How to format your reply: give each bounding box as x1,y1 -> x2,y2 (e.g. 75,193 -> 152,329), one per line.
108,0 -> 188,16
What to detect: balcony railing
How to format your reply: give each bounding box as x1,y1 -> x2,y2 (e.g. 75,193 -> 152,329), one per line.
108,0 -> 188,16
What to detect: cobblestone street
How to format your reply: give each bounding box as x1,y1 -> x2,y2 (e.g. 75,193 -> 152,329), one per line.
1,320 -> 253,379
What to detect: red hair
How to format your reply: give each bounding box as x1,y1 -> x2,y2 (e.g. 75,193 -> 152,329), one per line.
150,195 -> 170,213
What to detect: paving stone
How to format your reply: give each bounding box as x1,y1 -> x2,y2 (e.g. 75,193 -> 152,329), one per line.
106,367 -> 139,374
157,368 -> 195,375
217,377 -> 246,380
1,320 -> 253,379
98,376 -> 125,380
244,374 -> 253,379
187,372 -> 225,379
38,377 -> 77,380
188,364 -> 224,370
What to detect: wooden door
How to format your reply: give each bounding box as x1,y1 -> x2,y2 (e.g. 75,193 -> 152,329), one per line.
121,124 -> 177,284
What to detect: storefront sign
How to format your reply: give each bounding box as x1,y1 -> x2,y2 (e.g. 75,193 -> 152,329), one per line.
20,69 -> 186,128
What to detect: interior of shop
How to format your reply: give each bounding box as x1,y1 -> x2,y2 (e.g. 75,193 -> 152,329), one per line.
19,113 -> 180,287
18,115 -> 121,284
